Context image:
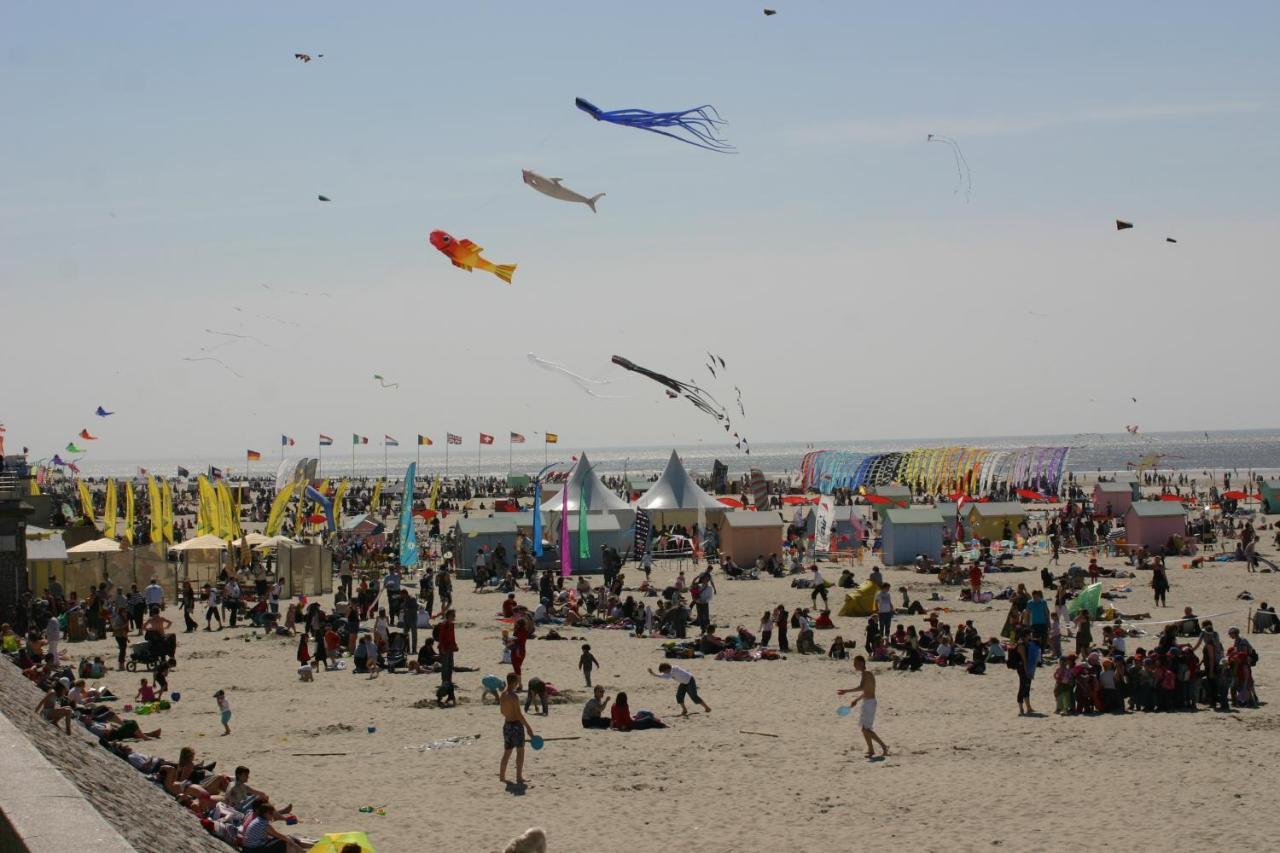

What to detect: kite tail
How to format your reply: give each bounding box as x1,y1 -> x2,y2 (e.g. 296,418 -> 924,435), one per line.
586,193 -> 605,213
493,264 -> 517,284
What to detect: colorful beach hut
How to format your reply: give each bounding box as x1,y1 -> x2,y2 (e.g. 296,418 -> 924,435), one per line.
1261,480 -> 1280,514
1093,481 -> 1138,518
718,511 -> 787,565
1123,501 -> 1187,552
964,502 -> 1027,541
516,513 -> 628,572
456,513 -> 532,577
881,507 -> 945,565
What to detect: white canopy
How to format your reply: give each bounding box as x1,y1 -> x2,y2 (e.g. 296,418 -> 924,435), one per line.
234,532 -> 270,546
66,537 -> 125,555
636,451 -> 723,511
171,533 -> 229,552
539,452 -> 631,512
253,535 -> 299,550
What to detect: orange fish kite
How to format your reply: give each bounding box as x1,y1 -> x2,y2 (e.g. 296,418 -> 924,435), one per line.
79,429 -> 99,440
429,230 -> 517,284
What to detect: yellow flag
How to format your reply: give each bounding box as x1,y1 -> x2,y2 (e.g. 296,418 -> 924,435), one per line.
370,480 -> 383,516
333,478 -> 349,528
197,475 -> 216,536
161,480 -> 175,544
429,475 -> 441,511
221,481 -> 241,540
77,480 -> 94,522
103,479 -> 118,539
29,476 -> 41,496
147,476 -> 163,546
124,481 -> 135,545
266,482 -> 296,536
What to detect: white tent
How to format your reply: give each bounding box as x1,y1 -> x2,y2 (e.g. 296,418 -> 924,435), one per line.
539,452 -> 630,512
637,451 -> 722,511
66,537 -> 126,555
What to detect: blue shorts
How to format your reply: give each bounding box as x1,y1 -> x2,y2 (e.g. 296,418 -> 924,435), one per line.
221,710 -> 232,726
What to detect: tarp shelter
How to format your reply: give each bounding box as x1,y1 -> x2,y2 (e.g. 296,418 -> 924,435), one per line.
1093,481 -> 1138,518
276,543 -> 333,597
26,527 -> 67,599
517,513 -> 629,572
1068,582 -> 1102,617
881,507 -> 945,565
838,580 -> 878,617
539,453 -> 630,514
965,502 -> 1028,541
457,513 -> 533,578
1261,480 -> 1280,514
717,511 -> 786,565
637,450 -> 727,512
868,485 -> 912,519
1123,501 -> 1187,551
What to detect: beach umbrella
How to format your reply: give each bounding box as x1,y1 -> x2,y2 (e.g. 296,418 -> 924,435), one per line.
253,535 -> 299,550
307,833 -> 374,853
170,534 -> 230,552
1222,490 -> 1248,501
66,538 -> 125,554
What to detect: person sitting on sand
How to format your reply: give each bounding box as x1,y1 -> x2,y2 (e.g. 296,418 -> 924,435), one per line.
164,747 -> 230,811
221,765 -> 290,815
610,690 -> 633,732
36,682 -> 74,734
240,801 -> 305,852
828,636 -> 850,660
582,686 -> 611,729
136,678 -> 158,703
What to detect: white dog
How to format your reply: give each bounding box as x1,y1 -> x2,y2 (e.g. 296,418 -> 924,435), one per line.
502,827 -> 547,853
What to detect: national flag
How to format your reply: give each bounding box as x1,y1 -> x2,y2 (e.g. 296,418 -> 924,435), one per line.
353,434 -> 369,445
384,435 -> 399,447
545,433 -> 559,444
208,466 -> 223,481
281,435 -> 295,447
417,435 -> 433,446
479,433 -> 495,445
79,429 -> 98,440
447,433 -> 462,445
510,432 -> 526,444
176,466 -> 190,478
246,450 -> 262,461
319,434 -> 334,446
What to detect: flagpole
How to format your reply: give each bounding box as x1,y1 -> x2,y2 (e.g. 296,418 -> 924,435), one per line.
446,440 -> 450,480
352,438 -> 356,479
478,438 -> 482,480
318,439 -> 323,479
509,434 -> 513,478
544,436 -> 548,467
384,440 -> 388,481
416,438 -> 420,478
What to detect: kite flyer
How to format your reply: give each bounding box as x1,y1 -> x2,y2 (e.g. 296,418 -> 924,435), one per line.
499,672 -> 535,786
837,655 -> 890,759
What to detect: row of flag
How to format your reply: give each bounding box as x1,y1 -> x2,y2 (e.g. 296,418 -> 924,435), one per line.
259,432 -> 559,458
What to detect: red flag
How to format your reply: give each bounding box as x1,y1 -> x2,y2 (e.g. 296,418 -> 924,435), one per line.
479,433 -> 495,445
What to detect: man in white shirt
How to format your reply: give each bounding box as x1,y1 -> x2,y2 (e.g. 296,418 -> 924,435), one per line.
876,583 -> 894,635
144,578 -> 165,611
649,662 -> 711,716
224,578 -> 241,627
810,566 -> 829,607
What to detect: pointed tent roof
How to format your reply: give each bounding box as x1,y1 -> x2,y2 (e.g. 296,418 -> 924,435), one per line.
637,451 -> 723,511
539,452 -> 631,512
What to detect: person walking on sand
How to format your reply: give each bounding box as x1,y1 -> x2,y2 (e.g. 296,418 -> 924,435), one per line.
837,655 -> 889,759
499,672 -> 535,785
648,662 -> 711,716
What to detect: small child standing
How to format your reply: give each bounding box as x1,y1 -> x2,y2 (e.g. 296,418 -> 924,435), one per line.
214,688 -> 231,735
578,644 -> 599,687
1053,657 -> 1073,714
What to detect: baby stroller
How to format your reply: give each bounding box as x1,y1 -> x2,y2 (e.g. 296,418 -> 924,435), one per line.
127,642 -> 164,672
384,632 -> 407,672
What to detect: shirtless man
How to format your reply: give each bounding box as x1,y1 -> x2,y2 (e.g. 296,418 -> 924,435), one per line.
837,655 -> 889,759
499,672 -> 535,785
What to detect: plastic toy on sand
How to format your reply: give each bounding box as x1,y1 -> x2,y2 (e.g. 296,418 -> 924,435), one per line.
836,705 -> 851,716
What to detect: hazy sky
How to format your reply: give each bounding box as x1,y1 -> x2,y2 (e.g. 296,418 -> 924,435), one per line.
3,1 -> 1278,465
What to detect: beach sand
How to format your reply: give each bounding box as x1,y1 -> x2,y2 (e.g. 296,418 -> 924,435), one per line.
61,531 -> 1278,852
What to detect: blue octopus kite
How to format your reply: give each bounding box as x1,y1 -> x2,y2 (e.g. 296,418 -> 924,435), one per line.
575,98 -> 734,152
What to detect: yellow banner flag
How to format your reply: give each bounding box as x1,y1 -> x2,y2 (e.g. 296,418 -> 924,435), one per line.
124,481 -> 135,545
161,480 -> 175,544
370,480 -> 383,516
265,482 -> 296,536
333,478 -> 349,529
103,479 -> 118,539
147,476 -> 163,546
429,475 -> 441,511
197,475 -> 216,536
218,481 -> 238,540
77,480 -> 94,522
29,476 -> 41,496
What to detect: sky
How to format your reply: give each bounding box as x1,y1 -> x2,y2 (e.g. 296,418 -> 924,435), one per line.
2,1 -> 1278,465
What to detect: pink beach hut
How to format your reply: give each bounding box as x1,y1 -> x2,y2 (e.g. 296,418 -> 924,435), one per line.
1093,481 -> 1137,519
1123,501 -> 1187,552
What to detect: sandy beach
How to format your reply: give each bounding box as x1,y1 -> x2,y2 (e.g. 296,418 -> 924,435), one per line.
50,519 -> 1278,853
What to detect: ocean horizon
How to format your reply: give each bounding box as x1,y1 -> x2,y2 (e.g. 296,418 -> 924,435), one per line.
53,428 -> 1280,481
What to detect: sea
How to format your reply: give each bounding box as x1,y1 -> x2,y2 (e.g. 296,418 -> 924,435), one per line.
69,429 -> 1280,482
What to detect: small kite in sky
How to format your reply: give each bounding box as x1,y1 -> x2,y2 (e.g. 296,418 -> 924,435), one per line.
576,98 -> 734,153
294,53 -> 323,63
1130,396 -> 1138,403
764,8 -> 777,14
373,374 -> 399,389
527,353 -> 627,398
926,134 -> 972,202
78,429 -> 98,441
95,406 -> 113,417
66,442 -> 85,453
1126,424 -> 1140,435
183,356 -> 244,378
429,230 -> 517,284
1116,220 -> 1133,230
521,170 -> 605,212
611,354 -> 748,451
1166,237 -> 1177,243
317,195 -> 331,202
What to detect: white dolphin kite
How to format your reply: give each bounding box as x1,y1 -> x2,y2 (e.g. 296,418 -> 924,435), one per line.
521,170 -> 605,212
